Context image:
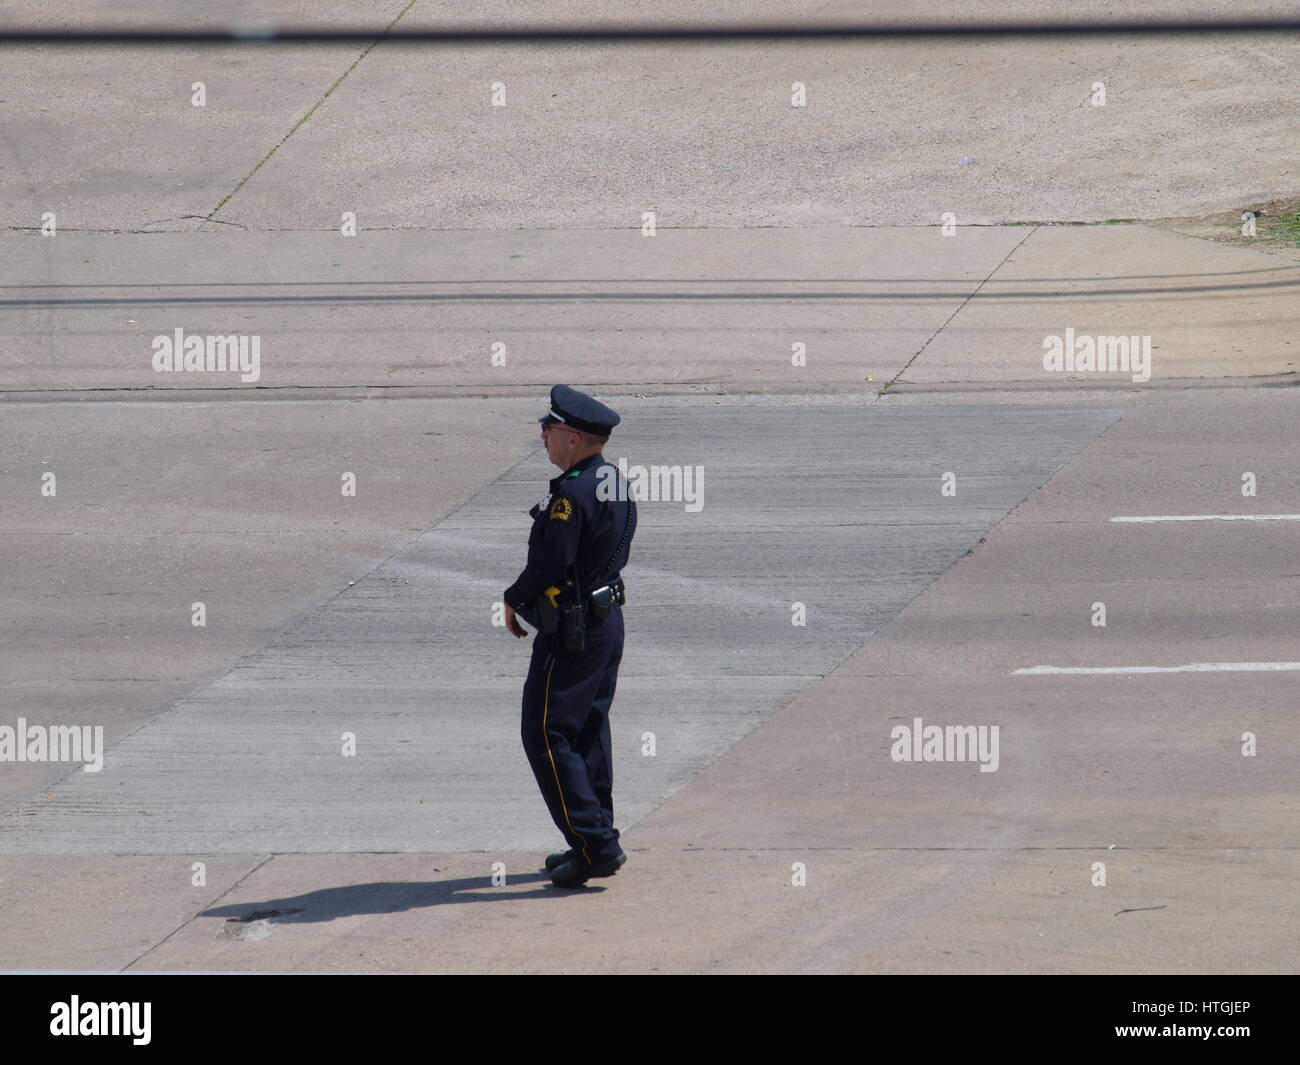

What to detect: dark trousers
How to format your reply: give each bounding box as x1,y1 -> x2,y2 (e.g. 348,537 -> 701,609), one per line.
520,605 -> 624,864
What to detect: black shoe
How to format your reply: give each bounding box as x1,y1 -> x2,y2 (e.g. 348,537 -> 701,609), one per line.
550,851 -> 627,888
544,849 -> 576,871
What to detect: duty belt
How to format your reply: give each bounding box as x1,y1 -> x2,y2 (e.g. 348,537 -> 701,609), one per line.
532,578 -> 625,635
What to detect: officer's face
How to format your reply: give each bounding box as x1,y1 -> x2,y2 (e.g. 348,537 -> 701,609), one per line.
541,422 -> 582,468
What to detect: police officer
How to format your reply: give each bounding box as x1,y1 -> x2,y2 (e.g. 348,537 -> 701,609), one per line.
503,385 -> 637,888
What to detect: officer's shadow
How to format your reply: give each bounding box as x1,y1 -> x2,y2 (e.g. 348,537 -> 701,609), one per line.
201,871 -> 607,926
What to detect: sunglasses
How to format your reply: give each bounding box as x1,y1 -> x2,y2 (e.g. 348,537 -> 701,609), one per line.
541,423 -> 581,435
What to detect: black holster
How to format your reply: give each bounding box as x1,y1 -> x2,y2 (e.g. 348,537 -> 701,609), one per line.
532,578 -> 584,650
537,592 -> 560,635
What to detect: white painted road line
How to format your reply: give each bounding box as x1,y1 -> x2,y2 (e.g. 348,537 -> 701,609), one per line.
1014,662 -> 1300,675
1110,514 -> 1300,522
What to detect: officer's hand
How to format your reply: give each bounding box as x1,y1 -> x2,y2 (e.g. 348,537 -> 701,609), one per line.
504,604 -> 527,639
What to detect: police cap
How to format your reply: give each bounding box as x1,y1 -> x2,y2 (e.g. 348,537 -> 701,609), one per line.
538,384 -> 621,437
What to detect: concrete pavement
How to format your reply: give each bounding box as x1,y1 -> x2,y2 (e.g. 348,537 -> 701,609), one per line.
2,387 -> 1295,972
0,395 -> 1126,856
4,225 -> 1297,392
4,1 -> 1297,231
1,0 -> 1296,974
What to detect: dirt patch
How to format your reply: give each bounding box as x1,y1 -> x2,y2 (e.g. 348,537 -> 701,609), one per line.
1146,196 -> 1300,263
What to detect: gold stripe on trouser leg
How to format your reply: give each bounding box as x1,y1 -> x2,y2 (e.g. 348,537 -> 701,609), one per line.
542,655 -> 590,864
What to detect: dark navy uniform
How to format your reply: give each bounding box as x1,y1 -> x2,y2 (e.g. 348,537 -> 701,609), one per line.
504,387 -> 636,876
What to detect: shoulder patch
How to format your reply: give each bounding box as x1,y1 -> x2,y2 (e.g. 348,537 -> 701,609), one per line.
548,496 -> 574,522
